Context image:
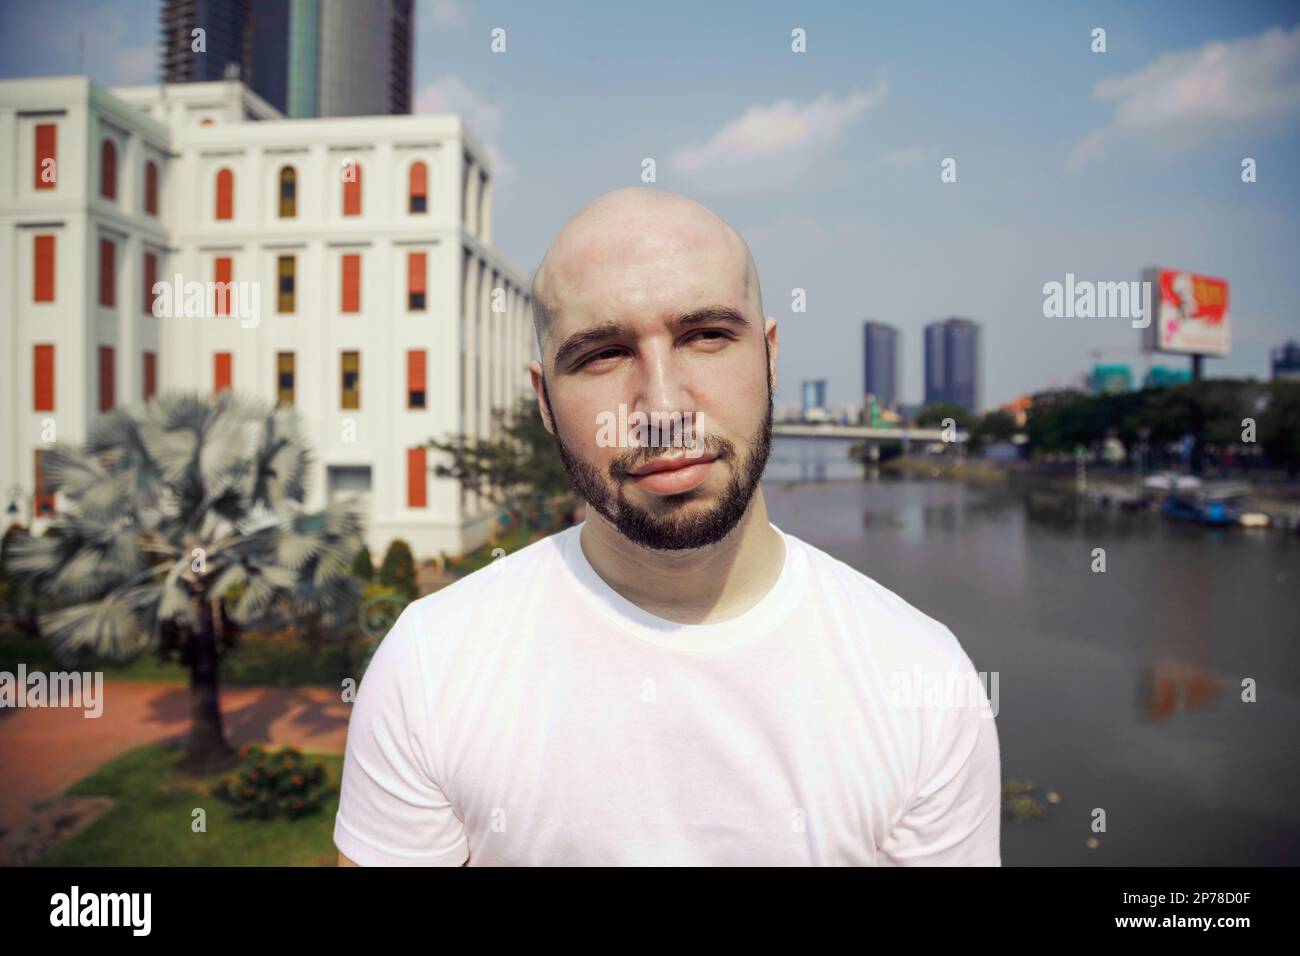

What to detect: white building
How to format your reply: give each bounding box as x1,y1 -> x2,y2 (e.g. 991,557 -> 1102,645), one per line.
0,76 -> 535,560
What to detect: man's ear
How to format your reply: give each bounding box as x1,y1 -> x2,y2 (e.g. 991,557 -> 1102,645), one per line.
529,361 -> 555,434
765,316 -> 779,393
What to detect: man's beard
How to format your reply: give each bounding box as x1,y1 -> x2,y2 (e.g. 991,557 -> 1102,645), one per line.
541,348 -> 774,552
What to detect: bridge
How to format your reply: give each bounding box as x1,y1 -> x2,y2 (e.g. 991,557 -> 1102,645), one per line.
772,423 -> 968,444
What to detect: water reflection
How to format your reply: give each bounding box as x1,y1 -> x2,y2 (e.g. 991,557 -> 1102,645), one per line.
762,436 -> 1300,866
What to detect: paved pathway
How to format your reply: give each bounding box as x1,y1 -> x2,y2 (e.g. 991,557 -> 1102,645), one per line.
0,681 -> 351,858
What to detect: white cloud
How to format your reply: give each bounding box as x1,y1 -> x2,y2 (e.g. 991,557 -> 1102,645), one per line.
416,75 -> 516,186
669,69 -> 889,190
1067,25 -> 1300,172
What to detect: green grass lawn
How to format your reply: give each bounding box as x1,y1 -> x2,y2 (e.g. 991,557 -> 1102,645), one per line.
35,744 -> 343,866
0,629 -> 375,688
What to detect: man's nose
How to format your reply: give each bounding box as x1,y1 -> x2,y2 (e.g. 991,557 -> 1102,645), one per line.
633,343 -> 694,411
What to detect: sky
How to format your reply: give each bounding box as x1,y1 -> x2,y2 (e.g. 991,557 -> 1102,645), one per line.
3,0 -> 1299,409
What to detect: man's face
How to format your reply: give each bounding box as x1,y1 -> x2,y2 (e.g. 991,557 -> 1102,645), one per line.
535,220 -> 775,551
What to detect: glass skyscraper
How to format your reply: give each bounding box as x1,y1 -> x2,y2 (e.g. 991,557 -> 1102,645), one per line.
923,318 -> 982,412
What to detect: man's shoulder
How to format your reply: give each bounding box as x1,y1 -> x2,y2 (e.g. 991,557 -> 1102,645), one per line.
785,529 -> 968,664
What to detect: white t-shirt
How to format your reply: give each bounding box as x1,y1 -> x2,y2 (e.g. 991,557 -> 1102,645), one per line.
333,521 -> 1002,866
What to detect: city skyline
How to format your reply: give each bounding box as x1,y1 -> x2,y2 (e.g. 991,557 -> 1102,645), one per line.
2,0 -> 1298,408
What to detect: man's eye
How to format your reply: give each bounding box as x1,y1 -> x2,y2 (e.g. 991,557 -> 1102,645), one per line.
582,348 -> 622,366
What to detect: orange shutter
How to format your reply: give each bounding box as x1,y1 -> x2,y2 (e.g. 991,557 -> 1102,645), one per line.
101,139 -> 117,199
341,254 -> 361,312
145,161 -> 158,215
34,344 -> 55,411
215,168 -> 234,220
98,346 -> 115,412
214,353 -> 232,392
410,162 -> 427,200
143,252 -> 158,315
99,238 -> 115,307
143,352 -> 157,402
343,163 -> 362,216
214,256 -> 232,315
408,349 -> 426,390
407,447 -> 427,508
408,252 -> 427,296
35,124 -> 57,190
34,234 -> 55,302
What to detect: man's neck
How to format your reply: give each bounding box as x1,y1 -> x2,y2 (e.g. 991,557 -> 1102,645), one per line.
578,491 -> 786,625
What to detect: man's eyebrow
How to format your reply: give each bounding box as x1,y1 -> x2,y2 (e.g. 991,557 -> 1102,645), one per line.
552,306 -> 753,370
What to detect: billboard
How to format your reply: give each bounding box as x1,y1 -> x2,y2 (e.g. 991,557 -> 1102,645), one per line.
1142,268 -> 1231,357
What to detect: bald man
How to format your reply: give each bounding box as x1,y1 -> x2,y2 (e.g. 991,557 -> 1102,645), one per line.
334,187 -> 1001,867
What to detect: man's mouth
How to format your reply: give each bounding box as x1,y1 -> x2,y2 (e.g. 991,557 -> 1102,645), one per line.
627,452 -> 718,476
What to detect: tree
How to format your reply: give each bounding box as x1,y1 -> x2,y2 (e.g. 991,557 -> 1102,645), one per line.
378,539 -> 418,602
350,544 -> 374,582
425,394 -> 573,539
975,410 -> 1017,446
6,392 -> 364,772
915,403 -> 976,433
1261,382 -> 1300,477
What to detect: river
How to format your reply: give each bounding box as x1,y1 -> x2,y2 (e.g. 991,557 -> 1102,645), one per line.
762,436 -> 1300,865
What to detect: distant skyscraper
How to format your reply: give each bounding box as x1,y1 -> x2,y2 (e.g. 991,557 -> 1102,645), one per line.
1271,341 -> 1300,382
801,380 -> 827,414
924,318 -> 981,412
160,0 -> 413,118
862,321 -> 898,409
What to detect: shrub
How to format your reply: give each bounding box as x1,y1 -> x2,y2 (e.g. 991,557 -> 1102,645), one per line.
350,545 -> 374,582
378,539 -> 418,601
211,744 -> 328,820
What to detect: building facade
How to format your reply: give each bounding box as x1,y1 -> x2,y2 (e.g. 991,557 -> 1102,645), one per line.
160,0 -> 413,118
1271,341 -> 1300,382
862,320 -> 898,410
923,317 -> 981,412
0,76 -> 532,560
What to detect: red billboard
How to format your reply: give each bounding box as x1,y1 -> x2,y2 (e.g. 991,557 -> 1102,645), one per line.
1143,268 -> 1231,357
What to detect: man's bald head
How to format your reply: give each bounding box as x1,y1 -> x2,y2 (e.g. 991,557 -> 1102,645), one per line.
530,187 -> 763,361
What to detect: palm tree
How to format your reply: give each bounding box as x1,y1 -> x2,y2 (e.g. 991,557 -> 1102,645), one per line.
6,391 -> 364,772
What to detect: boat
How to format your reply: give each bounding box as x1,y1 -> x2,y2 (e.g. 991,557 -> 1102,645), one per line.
1160,481 -> 1249,527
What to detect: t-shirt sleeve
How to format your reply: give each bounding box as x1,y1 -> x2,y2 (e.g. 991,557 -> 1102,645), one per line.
877,646 -> 1002,866
333,605 -> 470,866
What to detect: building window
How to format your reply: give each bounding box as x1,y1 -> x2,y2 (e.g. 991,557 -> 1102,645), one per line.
407,447 -> 427,508
408,251 -> 426,310
143,351 -> 157,402
99,238 -> 115,307
215,167 -> 234,220
409,161 -> 428,213
100,139 -> 117,199
277,352 -> 295,406
341,351 -> 360,409
34,344 -> 55,412
407,350 -> 426,409
98,346 -> 115,412
342,162 -> 362,216
35,450 -> 56,517
341,253 -> 360,313
35,123 -> 57,191
277,255 -> 295,313
214,257 -> 233,316
145,160 -> 159,215
34,234 -> 55,302
143,252 -> 158,316
279,166 -> 296,218
214,352 -> 232,393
